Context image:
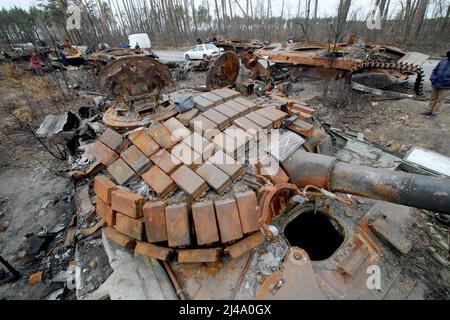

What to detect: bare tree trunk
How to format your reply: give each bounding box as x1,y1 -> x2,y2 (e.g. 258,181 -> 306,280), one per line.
191,0 -> 198,34
383,0 -> 391,21
214,0 -> 221,34
228,0 -> 234,18
442,3 -> 450,31
406,0 -> 428,44
314,0 -> 318,20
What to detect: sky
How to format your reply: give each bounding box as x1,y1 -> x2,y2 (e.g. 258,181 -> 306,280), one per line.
0,0 -> 383,17
0,0 -> 438,20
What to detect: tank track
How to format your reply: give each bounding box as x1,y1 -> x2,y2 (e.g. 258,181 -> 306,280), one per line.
349,60 -> 425,96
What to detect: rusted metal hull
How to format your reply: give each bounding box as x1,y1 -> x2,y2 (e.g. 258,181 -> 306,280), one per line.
246,41 -> 428,95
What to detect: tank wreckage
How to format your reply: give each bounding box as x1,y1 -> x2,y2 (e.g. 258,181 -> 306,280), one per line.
43,48 -> 448,300
242,40 -> 429,97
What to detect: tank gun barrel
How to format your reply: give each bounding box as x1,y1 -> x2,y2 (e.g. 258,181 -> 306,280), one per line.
282,150 -> 450,214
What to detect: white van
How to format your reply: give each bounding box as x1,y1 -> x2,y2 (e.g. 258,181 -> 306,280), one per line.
128,33 -> 151,49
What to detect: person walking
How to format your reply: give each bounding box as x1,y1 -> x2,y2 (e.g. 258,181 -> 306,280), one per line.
421,51 -> 450,117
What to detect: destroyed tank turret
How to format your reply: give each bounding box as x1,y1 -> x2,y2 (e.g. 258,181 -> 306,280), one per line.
75,56 -> 448,300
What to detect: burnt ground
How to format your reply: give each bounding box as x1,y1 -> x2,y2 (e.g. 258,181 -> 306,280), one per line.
0,63 -> 448,300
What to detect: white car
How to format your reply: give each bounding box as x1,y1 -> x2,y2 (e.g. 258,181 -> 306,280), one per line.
184,44 -> 222,60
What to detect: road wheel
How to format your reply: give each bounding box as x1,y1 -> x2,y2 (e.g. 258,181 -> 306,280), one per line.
185,54 -> 191,61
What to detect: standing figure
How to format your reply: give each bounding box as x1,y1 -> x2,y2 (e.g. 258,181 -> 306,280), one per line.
30,53 -> 44,76
421,51 -> 450,117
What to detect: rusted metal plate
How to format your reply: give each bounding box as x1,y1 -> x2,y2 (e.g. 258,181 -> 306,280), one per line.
268,130 -> 305,162
143,201 -> 168,243
99,128 -> 128,152
224,125 -> 255,147
86,141 -> 119,166
94,175 -> 117,204
337,243 -> 370,276
170,165 -> 209,200
369,217 -> 412,255
120,145 -> 152,174
177,108 -> 199,126
244,111 -> 273,129
147,122 -> 177,149
221,88 -> 241,98
192,201 -> 220,245
213,132 -> 246,159
200,92 -> 224,105
206,52 -> 240,89
223,100 -> 248,115
206,150 -> 245,182
115,213 -> 145,241
150,149 -> 182,175
182,132 -> 215,160
225,231 -> 264,259
233,97 -> 257,111
129,130 -> 160,157
255,248 -> 327,300
189,114 -> 220,140
110,189 -> 145,218
135,241 -> 172,260
196,163 -> 232,194
287,118 -> 314,137
98,56 -> 172,98
214,104 -> 240,121
96,199 -> 116,226
107,158 -> 136,185
214,198 -> 243,243
163,117 -> 191,141
255,106 -> 287,127
177,248 -> 221,263
233,116 -> 262,132
141,166 -> 177,198
202,108 -> 230,129
193,95 -> 215,112
234,191 -> 260,234
104,227 -> 136,249
165,203 -> 191,247
170,143 -> 203,169
211,88 -> 237,100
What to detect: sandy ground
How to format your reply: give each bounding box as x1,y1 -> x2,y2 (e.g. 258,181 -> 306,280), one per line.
0,59 -> 449,299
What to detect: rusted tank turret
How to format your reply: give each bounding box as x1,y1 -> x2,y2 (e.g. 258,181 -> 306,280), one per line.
75,55 -> 449,300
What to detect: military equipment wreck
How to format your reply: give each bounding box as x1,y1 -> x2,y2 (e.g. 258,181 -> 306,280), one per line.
87,47 -> 159,75
243,40 -> 429,96
69,51 -> 449,300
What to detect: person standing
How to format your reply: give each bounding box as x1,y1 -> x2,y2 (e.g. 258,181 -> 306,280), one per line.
421,51 -> 450,117
30,53 -> 44,76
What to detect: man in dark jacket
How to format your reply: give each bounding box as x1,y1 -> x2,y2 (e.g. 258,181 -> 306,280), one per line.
421,51 -> 450,117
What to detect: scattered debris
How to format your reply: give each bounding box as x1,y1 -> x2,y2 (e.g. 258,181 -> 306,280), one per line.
29,271 -> 44,285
